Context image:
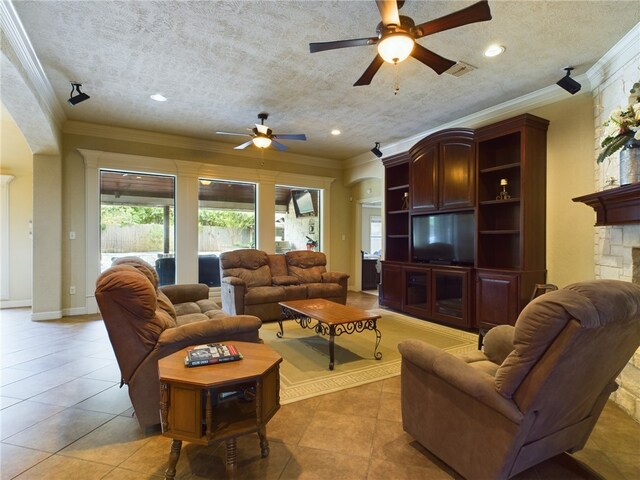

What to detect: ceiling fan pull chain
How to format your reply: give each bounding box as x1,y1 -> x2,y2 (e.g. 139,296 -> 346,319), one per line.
394,62 -> 400,95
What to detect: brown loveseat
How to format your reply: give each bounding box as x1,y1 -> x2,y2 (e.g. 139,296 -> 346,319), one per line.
220,249 -> 349,321
95,257 -> 262,430
399,279 -> 640,479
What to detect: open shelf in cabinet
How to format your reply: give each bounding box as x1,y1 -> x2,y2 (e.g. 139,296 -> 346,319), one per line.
477,132 -> 521,169
477,201 -> 520,231
477,233 -> 521,269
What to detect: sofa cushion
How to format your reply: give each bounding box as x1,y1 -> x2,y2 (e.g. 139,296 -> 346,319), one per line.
205,309 -> 230,320
221,249 -> 268,270
267,254 -> 289,277
244,286 -> 285,305
224,265 -> 272,288
282,285 -> 308,301
196,299 -> 221,313
306,282 -> 343,299
272,275 -> 300,286
220,249 -> 272,288
286,251 -> 327,283
174,302 -> 203,317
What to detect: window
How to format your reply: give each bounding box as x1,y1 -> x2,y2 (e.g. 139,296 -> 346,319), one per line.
100,170 -> 175,284
198,179 -> 256,286
275,185 -> 321,253
370,215 -> 382,255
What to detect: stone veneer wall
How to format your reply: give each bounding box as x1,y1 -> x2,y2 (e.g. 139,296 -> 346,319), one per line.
591,28 -> 640,421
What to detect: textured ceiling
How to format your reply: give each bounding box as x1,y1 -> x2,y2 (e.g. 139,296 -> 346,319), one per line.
10,0 -> 640,161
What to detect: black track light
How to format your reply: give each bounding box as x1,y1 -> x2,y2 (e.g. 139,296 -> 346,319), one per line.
556,67 -> 581,95
371,142 -> 383,158
68,82 -> 90,106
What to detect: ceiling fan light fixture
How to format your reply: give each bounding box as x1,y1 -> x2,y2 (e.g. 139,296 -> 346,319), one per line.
377,32 -> 414,64
252,135 -> 272,149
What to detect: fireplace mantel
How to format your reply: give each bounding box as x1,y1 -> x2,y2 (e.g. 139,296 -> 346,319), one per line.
572,183 -> 640,226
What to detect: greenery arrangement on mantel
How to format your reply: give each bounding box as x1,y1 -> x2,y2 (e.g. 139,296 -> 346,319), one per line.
596,80 -> 640,164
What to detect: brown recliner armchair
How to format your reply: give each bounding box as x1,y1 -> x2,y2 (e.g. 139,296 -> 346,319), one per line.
95,257 -> 262,430
399,279 -> 640,479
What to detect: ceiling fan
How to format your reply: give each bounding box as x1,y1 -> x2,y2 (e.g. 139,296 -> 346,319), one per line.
309,0 -> 492,86
216,113 -> 307,151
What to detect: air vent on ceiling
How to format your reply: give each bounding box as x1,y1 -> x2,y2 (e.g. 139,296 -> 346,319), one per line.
445,61 -> 477,77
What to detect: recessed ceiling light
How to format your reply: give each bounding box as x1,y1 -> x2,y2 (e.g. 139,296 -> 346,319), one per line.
331,129 -> 341,136
150,93 -> 167,102
484,44 -> 505,57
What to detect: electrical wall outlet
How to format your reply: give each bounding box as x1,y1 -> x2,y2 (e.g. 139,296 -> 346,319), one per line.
69,286 -> 76,295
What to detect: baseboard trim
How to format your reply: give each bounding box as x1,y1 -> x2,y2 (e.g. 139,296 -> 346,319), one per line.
63,307 -> 88,316
31,310 -> 63,321
0,299 -> 32,309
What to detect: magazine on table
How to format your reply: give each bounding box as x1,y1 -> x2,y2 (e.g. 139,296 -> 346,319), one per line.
184,343 -> 243,367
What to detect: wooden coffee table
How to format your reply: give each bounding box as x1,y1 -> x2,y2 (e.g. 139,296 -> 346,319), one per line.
158,341 -> 282,479
278,298 -> 382,370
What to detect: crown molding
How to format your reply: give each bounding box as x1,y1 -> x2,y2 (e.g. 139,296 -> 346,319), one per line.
586,22 -> 640,87
0,0 -> 65,127
64,120 -> 343,171
344,80 -> 585,170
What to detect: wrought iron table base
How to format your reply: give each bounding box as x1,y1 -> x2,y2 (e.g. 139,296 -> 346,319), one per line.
278,307 -> 382,370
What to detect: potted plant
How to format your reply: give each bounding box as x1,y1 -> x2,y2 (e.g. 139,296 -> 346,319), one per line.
597,80 -> 640,185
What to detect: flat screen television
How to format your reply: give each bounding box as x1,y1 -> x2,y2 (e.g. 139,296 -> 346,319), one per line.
292,190 -> 316,217
412,212 -> 475,265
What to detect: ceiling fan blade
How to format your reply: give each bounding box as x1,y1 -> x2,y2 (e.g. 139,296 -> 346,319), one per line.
310,37 -> 378,53
376,0 -> 400,26
413,0 -> 492,38
353,55 -> 385,86
271,140 -> 289,151
274,134 -> 307,141
216,131 -> 252,137
411,44 -> 456,74
234,140 -> 254,150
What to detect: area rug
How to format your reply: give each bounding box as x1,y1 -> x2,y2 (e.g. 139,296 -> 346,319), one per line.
260,309 -> 478,404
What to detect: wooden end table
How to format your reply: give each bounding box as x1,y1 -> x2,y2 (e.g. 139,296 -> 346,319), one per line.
278,298 -> 382,370
158,341 -> 282,479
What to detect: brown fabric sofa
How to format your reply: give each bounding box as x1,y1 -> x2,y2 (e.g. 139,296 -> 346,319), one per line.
220,249 -> 349,321
399,279 -> 640,480
95,257 -> 262,430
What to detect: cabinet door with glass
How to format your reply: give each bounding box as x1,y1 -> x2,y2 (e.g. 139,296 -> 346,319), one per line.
431,268 -> 471,328
403,266 -> 430,318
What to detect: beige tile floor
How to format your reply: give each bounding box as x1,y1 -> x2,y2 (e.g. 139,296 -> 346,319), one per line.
1,300 -> 639,480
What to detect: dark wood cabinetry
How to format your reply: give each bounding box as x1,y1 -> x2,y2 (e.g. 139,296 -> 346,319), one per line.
409,129 -> 475,212
475,114 -> 549,326
380,114 -> 548,330
383,153 -> 411,263
381,262 -> 472,327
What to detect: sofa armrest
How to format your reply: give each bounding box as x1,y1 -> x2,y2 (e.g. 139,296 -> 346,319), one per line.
483,325 -> 515,365
222,276 -> 245,287
322,271 -> 349,284
220,276 -> 246,315
156,315 -> 262,354
159,283 -> 209,304
398,339 -> 523,423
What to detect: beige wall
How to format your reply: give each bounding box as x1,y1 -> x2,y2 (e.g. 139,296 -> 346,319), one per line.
531,94 -> 596,287
0,105 -> 33,306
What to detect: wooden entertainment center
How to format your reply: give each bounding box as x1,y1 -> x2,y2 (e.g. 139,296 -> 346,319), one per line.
379,114 -> 549,330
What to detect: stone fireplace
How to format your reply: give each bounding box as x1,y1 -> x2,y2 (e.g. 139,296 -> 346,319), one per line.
590,28 -> 640,420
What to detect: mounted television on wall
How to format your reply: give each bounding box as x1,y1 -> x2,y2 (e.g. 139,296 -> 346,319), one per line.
292,190 -> 316,217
